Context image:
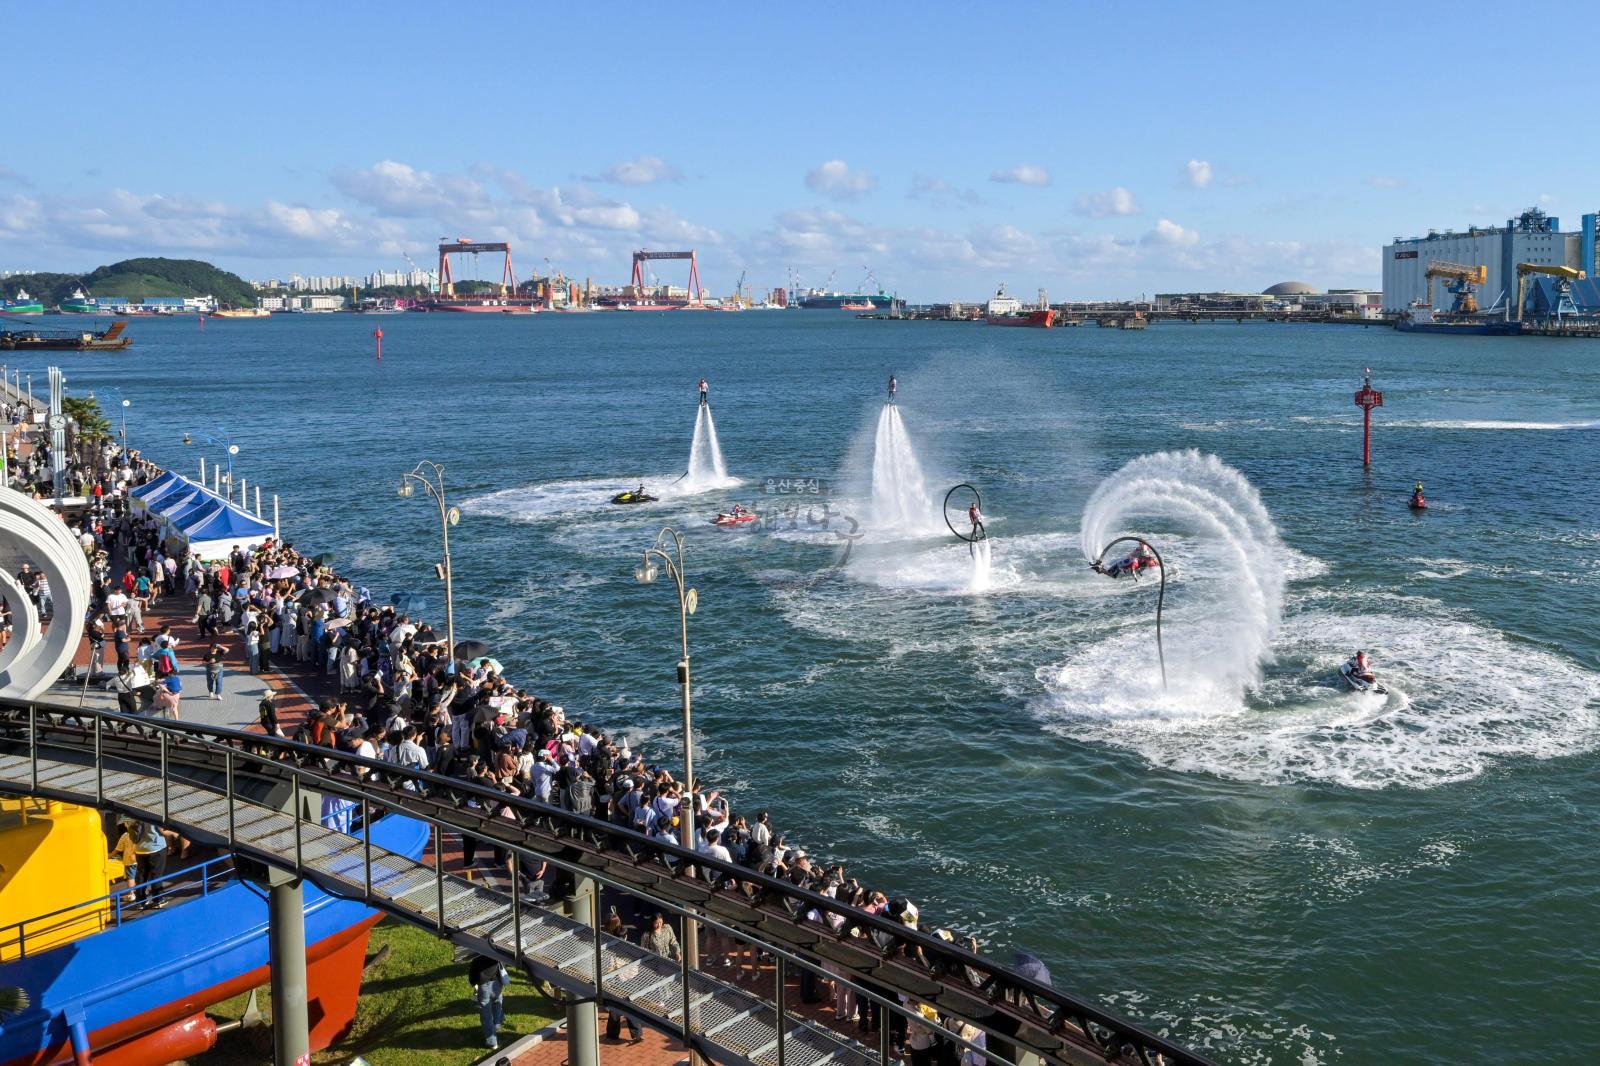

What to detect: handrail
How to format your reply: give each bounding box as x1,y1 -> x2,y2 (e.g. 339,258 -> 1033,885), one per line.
0,855 -> 233,958
0,698 -> 1216,1066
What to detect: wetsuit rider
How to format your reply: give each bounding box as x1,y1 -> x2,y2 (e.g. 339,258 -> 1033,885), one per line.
699,379 -> 709,406
1412,480 -> 1425,506
888,375 -> 897,402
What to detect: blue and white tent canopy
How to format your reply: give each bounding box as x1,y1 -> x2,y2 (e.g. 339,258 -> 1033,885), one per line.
134,472 -> 276,559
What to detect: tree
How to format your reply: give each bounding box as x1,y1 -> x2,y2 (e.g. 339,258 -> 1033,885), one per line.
62,396 -> 112,442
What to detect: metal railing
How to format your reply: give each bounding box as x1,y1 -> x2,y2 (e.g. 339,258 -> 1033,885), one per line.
0,854 -> 233,959
0,698 -> 1215,1066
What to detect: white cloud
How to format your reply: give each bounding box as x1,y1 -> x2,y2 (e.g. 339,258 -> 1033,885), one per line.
1538,192 -> 1558,206
1368,175 -> 1404,190
1074,187 -> 1140,217
909,175 -> 980,209
1142,219 -> 1199,247
989,165 -> 1051,187
805,160 -> 877,202
589,155 -> 681,186
1181,160 -> 1213,189
331,160 -> 487,218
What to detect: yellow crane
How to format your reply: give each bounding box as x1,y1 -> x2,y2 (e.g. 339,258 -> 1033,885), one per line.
1424,261 -> 1487,313
1515,262 -> 1586,321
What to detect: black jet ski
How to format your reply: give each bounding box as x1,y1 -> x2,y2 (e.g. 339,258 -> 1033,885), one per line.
1338,660 -> 1387,694
1095,552 -> 1161,580
612,490 -> 658,505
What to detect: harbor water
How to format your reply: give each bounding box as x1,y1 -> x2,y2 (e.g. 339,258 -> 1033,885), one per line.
53,314 -> 1600,1064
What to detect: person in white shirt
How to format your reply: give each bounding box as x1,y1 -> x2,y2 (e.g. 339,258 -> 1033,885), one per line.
105,590 -> 129,620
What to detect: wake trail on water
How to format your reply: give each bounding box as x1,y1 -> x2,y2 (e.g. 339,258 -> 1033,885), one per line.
1035,450 -> 1600,790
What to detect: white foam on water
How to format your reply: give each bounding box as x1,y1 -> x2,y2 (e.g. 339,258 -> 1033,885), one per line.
869,404 -> 941,536
1078,449 -> 1286,700
1391,418 -> 1600,431
685,404 -> 736,491
1036,603 -> 1600,789
970,536 -> 994,593
462,471 -> 743,525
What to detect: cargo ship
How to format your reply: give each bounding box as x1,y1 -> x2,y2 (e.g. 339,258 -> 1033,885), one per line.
797,290 -> 894,310
0,797 -> 429,1065
0,321 -> 131,352
0,292 -> 43,316
56,290 -> 100,315
418,297 -> 541,313
985,286 -> 1055,328
1395,302 -> 1523,336
208,308 -> 271,319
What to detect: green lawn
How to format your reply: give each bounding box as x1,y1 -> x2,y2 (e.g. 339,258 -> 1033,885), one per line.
188,919 -> 560,1065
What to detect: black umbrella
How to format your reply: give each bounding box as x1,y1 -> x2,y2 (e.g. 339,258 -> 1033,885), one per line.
312,552 -> 336,568
414,625 -> 439,644
297,587 -> 336,607
454,639 -> 490,660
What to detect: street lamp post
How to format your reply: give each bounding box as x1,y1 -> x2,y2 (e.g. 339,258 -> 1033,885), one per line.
398,461 -> 458,662
633,527 -> 700,976
184,428 -> 239,497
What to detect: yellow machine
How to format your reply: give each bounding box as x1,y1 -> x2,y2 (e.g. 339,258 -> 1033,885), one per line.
0,798 -> 122,960
1424,261 -> 1487,313
1515,262 -> 1586,321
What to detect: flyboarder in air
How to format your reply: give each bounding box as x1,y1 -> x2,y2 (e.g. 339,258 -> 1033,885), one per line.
698,379 -> 709,406
887,375 -> 897,403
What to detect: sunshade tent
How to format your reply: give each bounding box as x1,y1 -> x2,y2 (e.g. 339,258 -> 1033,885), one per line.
169,496 -> 276,561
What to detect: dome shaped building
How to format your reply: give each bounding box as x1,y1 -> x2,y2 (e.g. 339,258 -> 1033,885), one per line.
1263,281 -> 1318,296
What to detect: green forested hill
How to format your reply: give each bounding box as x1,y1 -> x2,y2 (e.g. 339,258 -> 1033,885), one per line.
0,258 -> 258,308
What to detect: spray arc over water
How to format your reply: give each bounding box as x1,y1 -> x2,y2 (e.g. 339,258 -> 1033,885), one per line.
870,404 -> 937,535
1055,450 -> 1286,711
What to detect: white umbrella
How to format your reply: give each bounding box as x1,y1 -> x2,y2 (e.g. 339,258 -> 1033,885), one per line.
266,565 -> 299,581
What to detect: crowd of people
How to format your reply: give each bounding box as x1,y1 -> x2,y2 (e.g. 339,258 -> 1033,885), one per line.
48,444 -> 1046,1062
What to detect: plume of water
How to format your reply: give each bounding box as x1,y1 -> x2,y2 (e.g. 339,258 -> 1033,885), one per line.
1078,449 -> 1285,694
969,537 -> 993,592
869,404 -> 936,533
685,404 -> 729,490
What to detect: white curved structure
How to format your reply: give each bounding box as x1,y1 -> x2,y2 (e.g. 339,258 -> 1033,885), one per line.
0,488 -> 87,699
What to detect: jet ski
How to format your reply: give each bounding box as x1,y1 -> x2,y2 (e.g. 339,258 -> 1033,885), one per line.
1095,552 -> 1161,579
712,507 -> 759,527
612,490 -> 658,505
1408,496 -> 1428,511
1338,660 -> 1387,694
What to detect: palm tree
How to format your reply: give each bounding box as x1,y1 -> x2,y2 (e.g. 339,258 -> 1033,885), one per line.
0,987 -> 31,1016
61,396 -> 111,442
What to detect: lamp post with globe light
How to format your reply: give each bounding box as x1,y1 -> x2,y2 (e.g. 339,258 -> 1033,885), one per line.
398,460 -> 458,662
633,526 -> 701,975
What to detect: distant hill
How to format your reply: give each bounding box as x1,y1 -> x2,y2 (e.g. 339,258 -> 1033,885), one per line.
0,258 -> 258,308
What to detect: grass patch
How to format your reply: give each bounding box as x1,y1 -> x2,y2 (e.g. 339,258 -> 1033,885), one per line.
187,918 -> 560,1065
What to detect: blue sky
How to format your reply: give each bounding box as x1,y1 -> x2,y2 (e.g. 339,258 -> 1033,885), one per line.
0,2 -> 1585,299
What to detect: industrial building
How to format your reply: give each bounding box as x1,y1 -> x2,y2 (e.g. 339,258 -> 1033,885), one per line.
1153,284 -> 1380,316
1381,207 -> 1580,312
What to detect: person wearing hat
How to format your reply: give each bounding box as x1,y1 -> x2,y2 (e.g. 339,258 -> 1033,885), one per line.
257,689 -> 283,737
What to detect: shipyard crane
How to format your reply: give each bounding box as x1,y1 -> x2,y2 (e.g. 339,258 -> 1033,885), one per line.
1515,262 -> 1586,322
862,266 -> 881,293
1424,261 -> 1487,314
732,269 -> 747,306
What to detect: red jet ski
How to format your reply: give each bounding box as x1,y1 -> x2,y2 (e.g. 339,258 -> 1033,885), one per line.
1409,495 -> 1428,511
713,506 -> 759,528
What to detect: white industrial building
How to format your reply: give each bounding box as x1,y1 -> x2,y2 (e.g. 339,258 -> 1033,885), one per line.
1382,207 -> 1579,312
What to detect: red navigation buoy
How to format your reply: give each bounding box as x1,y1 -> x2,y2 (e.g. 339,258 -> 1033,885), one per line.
1354,367 -> 1383,466
373,328 -> 383,361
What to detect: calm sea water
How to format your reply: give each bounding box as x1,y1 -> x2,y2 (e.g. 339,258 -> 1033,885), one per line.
41,313 -> 1600,1064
